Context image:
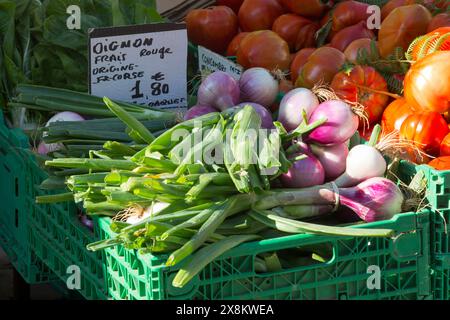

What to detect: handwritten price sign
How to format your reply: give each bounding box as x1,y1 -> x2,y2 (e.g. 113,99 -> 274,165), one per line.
89,23 -> 188,112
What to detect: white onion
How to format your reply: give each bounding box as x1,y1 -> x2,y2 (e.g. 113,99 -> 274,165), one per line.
278,88 -> 319,132
239,68 -> 279,108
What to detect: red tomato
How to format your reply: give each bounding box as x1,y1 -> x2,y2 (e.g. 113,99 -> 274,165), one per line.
280,0 -> 331,18
400,112 -> 449,156
295,47 -> 346,89
404,51 -> 450,114
186,6 -> 238,54
290,48 -> 315,83
378,4 -> 432,58
216,0 -> 244,14
441,133 -> 450,156
272,13 -> 317,51
238,0 -> 285,32
236,30 -> 291,71
226,32 -> 249,56
331,66 -> 390,127
381,0 -> 416,21
381,98 -> 414,134
428,13 -> 450,33
428,156 -> 450,170
331,1 -> 371,33
331,21 -> 376,52
344,38 -> 378,64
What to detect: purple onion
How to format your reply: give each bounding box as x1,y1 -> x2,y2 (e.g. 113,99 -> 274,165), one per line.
280,153 -> 325,188
310,143 -> 349,181
278,88 -> 320,132
339,177 -> 404,222
80,214 -> 94,231
197,71 -> 240,111
237,102 -> 274,129
184,105 -> 217,121
239,68 -> 279,108
306,100 -> 359,146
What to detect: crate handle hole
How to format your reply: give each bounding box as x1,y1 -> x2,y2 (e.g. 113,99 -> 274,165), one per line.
15,177 -> 19,197
15,209 -> 19,228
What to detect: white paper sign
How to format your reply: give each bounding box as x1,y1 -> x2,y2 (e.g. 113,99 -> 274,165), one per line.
89,23 -> 188,112
198,46 -> 243,81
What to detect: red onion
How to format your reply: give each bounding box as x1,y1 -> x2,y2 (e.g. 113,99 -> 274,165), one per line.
237,102 -> 274,129
184,105 -> 217,121
278,88 -> 319,132
197,71 -> 240,111
280,153 -> 325,188
310,143 -> 349,181
256,177 -> 404,223
340,178 -> 403,222
239,68 -> 279,108
80,214 -> 94,231
306,100 -> 359,146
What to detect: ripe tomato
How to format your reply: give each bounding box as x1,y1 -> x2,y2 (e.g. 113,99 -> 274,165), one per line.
404,51 -> 450,114
441,133 -> 450,156
236,30 -> 291,71
280,0 -> 331,18
331,21 -> 375,52
400,112 -> 449,156
331,1 -> 371,33
378,4 -> 432,58
428,156 -> 450,170
216,0 -> 244,14
381,0 -> 416,21
273,14 -> 310,51
381,98 -> 414,134
238,0 -> 285,32
428,13 -> 450,33
344,38 -> 378,64
331,66 -> 389,126
186,6 -> 238,54
226,32 -> 249,56
290,48 -> 315,83
295,47 -> 345,89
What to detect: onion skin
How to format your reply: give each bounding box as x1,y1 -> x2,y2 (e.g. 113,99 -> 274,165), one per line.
280,153 -> 325,188
237,102 -> 274,129
184,105 -> 218,121
340,178 -> 404,222
277,88 -> 319,132
310,143 -> 349,181
239,68 -> 279,108
306,100 -> 359,146
197,71 -> 240,111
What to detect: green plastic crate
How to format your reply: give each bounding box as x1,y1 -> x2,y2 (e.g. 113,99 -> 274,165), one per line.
96,208 -> 432,300
0,112 -> 55,284
26,158 -> 108,300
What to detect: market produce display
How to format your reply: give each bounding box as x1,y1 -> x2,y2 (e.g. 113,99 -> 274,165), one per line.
1,0 -> 450,301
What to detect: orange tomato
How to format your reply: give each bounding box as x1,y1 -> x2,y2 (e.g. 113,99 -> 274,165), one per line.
295,47 -> 345,89
441,133 -> 450,156
290,48 -> 315,83
404,51 -> 450,114
378,4 -> 432,58
331,66 -> 390,126
400,112 -> 449,156
381,98 -> 414,134
226,32 -> 249,56
428,156 -> 450,170
236,30 -> 291,71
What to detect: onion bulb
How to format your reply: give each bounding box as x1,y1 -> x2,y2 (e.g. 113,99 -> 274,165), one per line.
197,71 -> 240,111
239,68 -> 279,108
277,88 -> 319,132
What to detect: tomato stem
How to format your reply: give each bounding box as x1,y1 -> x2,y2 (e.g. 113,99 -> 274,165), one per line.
351,82 -> 402,100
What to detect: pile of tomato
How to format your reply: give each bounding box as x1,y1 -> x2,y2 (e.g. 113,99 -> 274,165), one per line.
186,0 -> 450,170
